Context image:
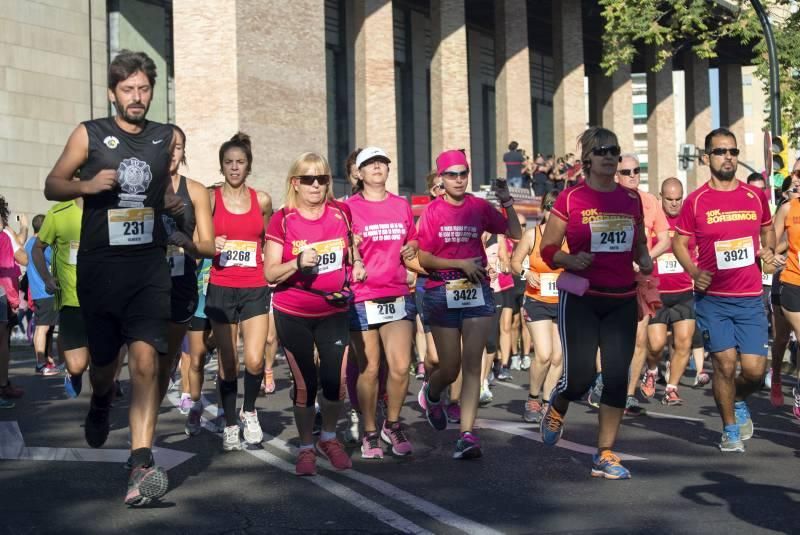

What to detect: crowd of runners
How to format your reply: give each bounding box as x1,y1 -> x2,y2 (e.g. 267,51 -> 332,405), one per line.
1,50 -> 799,505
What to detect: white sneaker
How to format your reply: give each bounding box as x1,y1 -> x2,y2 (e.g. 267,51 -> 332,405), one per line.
510,355 -> 521,371
239,409 -> 263,445
520,355 -> 532,370
764,368 -> 773,389
480,382 -> 493,405
344,408 -> 360,443
223,425 -> 243,451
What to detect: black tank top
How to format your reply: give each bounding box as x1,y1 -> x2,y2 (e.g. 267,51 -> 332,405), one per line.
79,117 -> 173,260
163,175 -> 197,285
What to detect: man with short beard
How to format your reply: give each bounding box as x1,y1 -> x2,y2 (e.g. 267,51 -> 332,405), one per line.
672,128 -> 776,453
43,50 -> 180,505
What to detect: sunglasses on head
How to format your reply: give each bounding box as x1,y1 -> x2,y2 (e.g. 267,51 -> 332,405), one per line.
295,175 -> 331,186
618,167 -> 641,176
708,147 -> 740,157
442,170 -> 469,179
591,145 -> 621,157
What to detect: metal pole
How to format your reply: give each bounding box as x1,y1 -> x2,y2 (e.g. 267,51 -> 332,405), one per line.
750,0 -> 781,136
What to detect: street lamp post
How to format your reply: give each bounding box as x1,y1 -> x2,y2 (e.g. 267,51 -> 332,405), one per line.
750,0 -> 781,136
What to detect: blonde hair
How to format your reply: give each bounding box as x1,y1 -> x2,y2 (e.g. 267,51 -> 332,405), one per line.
578,127 -> 619,168
284,152 -> 334,209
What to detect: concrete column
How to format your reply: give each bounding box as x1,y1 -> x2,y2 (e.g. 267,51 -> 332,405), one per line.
430,0 -> 472,184
646,48 -> 677,192
494,0 -> 533,178
174,0 -> 328,203
552,0 -> 586,157
409,10 -> 431,192
684,56 -> 711,191
719,63 -> 745,165
353,0 -> 399,192
590,66 -> 633,152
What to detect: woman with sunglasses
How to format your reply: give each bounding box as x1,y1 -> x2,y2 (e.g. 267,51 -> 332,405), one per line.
770,160 -> 800,420
205,132 -> 272,451
345,147 -> 418,458
511,190 -> 567,423
539,127 -> 652,479
265,152 -> 366,475
417,150 -> 522,459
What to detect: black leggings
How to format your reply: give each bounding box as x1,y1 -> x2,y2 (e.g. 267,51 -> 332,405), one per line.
555,292 -> 637,409
274,310 -> 349,408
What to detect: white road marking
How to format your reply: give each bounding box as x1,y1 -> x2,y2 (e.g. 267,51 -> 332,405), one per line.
644,411 -> 705,423
753,426 -> 800,439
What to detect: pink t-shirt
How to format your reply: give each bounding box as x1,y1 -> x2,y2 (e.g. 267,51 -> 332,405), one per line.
653,213 -> 695,294
417,195 -> 508,288
346,192 -> 417,302
266,202 -> 353,318
486,241 -> 514,292
675,181 -> 771,297
550,183 -> 643,297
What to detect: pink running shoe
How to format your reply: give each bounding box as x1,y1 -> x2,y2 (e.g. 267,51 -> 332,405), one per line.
793,385 -> 800,420
316,438 -> 352,470
446,402 -> 461,424
360,432 -> 384,459
770,374 -> 783,408
380,421 -> 412,456
418,380 -> 428,411
296,448 -> 316,476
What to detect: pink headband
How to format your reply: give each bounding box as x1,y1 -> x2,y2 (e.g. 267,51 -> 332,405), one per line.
436,150 -> 469,175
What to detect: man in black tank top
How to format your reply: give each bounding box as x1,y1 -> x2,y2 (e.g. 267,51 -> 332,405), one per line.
43,50 -> 179,506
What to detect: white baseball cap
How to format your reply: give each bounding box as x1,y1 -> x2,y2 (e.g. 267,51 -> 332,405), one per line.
356,146 -> 391,169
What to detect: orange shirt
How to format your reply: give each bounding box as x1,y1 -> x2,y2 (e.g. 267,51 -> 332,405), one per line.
525,225 -> 567,304
638,190 -> 669,247
781,199 -> 800,287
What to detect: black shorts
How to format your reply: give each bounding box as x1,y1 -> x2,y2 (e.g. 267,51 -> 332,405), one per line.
497,288 -> 516,310
58,306 -> 88,352
523,297 -> 558,322
780,281 -> 800,313
205,284 -> 269,324
33,298 -> 58,326
188,316 -> 211,332
771,271 -> 783,306
171,277 -> 199,324
77,254 -> 170,366
650,290 -> 695,325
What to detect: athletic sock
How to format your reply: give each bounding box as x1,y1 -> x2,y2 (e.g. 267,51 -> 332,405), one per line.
666,384 -> 678,390
130,447 -> 153,468
724,423 -> 740,437
180,392 -> 191,401
218,379 -> 238,427
243,371 -> 261,412
320,430 -> 336,442
299,443 -> 314,450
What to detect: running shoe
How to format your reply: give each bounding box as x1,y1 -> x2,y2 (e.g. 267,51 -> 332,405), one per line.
587,374 -> 603,408
417,380 -> 428,411
624,395 -> 644,416
185,406 -> 202,436
125,465 -> 168,506
734,401 -> 753,441
178,394 -> 192,415
381,421 -> 412,456
792,385 -> 800,420
64,374 -> 82,399
523,398 -> 543,423
40,363 -> 61,377
510,355 -> 521,371
446,402 -> 461,424
0,398 -> 14,409
261,368 -> 276,395
0,381 -> 24,399
222,425 -> 243,451
295,448 -> 316,476
661,387 -> 683,406
693,372 -> 711,388
770,372 -> 783,408
84,396 -> 111,448
415,362 -> 425,380
718,431 -> 745,452
520,355 -> 532,371
344,408 -> 360,443
479,383 -> 493,405
424,384 -> 448,431
239,409 -> 264,445
639,371 -> 657,399
764,368 -> 773,389
487,370 -> 496,386
360,432 -> 384,459
316,438 -> 352,470
591,451 -> 631,480
496,367 -> 513,382
541,404 -> 565,446
453,431 -> 482,459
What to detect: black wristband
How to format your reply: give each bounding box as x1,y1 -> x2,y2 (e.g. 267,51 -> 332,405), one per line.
296,253 -> 303,271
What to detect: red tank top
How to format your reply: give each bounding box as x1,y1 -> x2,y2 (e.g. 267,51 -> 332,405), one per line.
210,186 -> 267,288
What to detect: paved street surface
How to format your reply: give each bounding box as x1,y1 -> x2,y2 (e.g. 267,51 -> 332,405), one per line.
2,343 -> 799,535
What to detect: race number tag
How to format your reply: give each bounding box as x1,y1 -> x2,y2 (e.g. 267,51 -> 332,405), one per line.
68,240 -> 79,265
445,279 -> 485,309
657,253 -> 684,274
167,245 -> 185,277
220,240 -> 257,268
762,271 -> 773,286
540,273 -> 559,297
365,297 -> 406,325
108,208 -> 154,246
305,239 -> 344,274
590,219 -> 633,253
714,237 -> 754,270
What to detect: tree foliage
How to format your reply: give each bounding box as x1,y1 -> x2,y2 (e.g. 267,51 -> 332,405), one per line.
599,0 -> 800,144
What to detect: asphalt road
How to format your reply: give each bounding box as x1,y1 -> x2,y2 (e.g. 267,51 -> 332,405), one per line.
2,343 -> 799,535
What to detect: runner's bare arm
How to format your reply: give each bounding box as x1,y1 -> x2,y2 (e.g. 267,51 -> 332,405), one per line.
257,190 -> 273,227
186,178 -> 216,258
32,238 -> 58,293
45,125 -> 116,201
13,247 -> 27,266
772,203 -> 789,250
759,220 -> 776,265
648,229 -> 670,259
264,240 -> 302,284
510,228 -> 535,276
504,205 -> 523,240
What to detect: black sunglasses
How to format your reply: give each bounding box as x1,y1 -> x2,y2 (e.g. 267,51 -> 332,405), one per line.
295,175 -> 331,186
618,167 -> 641,176
591,145 -> 621,157
708,148 -> 740,157
442,170 -> 469,179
